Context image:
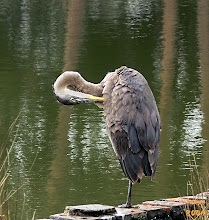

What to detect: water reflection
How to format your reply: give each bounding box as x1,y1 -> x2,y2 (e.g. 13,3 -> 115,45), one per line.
0,0 -> 209,219
158,0 -> 177,190
67,105 -> 113,171
6,0 -> 66,73
125,0 -> 159,38
181,102 -> 205,157
46,105 -> 71,213
63,0 -> 86,71
198,0 -> 209,175
46,0 -> 87,214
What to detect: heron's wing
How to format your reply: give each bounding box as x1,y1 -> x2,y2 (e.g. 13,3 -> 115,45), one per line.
103,67 -> 160,183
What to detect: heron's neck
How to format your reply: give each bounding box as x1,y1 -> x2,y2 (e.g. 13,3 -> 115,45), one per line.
78,79 -> 103,97
54,71 -> 103,97
73,74 -> 103,97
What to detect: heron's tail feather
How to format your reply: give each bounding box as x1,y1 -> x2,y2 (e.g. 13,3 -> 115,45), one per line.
119,150 -> 145,183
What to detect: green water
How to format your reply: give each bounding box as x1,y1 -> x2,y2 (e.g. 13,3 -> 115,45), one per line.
0,0 -> 208,219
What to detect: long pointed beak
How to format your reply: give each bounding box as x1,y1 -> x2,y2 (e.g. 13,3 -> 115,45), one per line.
84,94 -> 105,102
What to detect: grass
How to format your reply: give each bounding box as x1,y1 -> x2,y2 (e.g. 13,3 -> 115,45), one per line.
0,116 -> 37,220
0,117 -> 19,220
185,153 -> 209,220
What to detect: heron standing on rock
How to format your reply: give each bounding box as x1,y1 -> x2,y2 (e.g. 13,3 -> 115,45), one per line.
53,66 -> 161,207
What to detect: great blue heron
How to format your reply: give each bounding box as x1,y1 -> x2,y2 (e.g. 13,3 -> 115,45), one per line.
53,66 -> 161,207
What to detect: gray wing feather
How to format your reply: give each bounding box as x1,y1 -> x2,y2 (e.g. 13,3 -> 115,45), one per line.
104,67 -> 160,183
129,125 -> 142,153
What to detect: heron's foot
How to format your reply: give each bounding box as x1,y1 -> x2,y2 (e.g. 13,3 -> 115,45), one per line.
118,202 -> 132,208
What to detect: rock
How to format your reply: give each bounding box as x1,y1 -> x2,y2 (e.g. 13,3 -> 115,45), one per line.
65,204 -> 116,217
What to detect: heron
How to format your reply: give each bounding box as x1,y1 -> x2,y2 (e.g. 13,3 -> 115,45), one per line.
53,66 -> 161,207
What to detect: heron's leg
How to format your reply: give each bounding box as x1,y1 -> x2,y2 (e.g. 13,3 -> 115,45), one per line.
118,180 -> 132,208
125,180 -> 132,207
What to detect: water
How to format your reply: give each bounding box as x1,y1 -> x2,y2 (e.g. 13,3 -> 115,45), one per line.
0,0 -> 208,219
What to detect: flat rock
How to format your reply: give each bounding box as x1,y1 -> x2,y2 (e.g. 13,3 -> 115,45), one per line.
65,204 -> 116,216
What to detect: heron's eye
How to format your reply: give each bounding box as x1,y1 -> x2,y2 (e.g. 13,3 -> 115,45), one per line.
70,98 -> 75,102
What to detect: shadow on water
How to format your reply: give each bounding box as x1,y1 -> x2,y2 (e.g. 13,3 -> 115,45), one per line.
0,0 -> 208,219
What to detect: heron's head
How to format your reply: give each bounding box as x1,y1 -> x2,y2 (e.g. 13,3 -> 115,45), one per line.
53,72 -> 104,105
54,91 -> 105,105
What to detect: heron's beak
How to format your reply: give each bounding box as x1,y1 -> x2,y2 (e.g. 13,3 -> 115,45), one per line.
84,94 -> 105,102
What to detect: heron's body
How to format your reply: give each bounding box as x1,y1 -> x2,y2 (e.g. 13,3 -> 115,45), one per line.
53,66 -> 161,207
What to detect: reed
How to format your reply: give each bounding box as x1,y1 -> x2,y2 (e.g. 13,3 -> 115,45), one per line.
0,116 -> 20,220
186,152 -> 209,220
0,115 -> 39,220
